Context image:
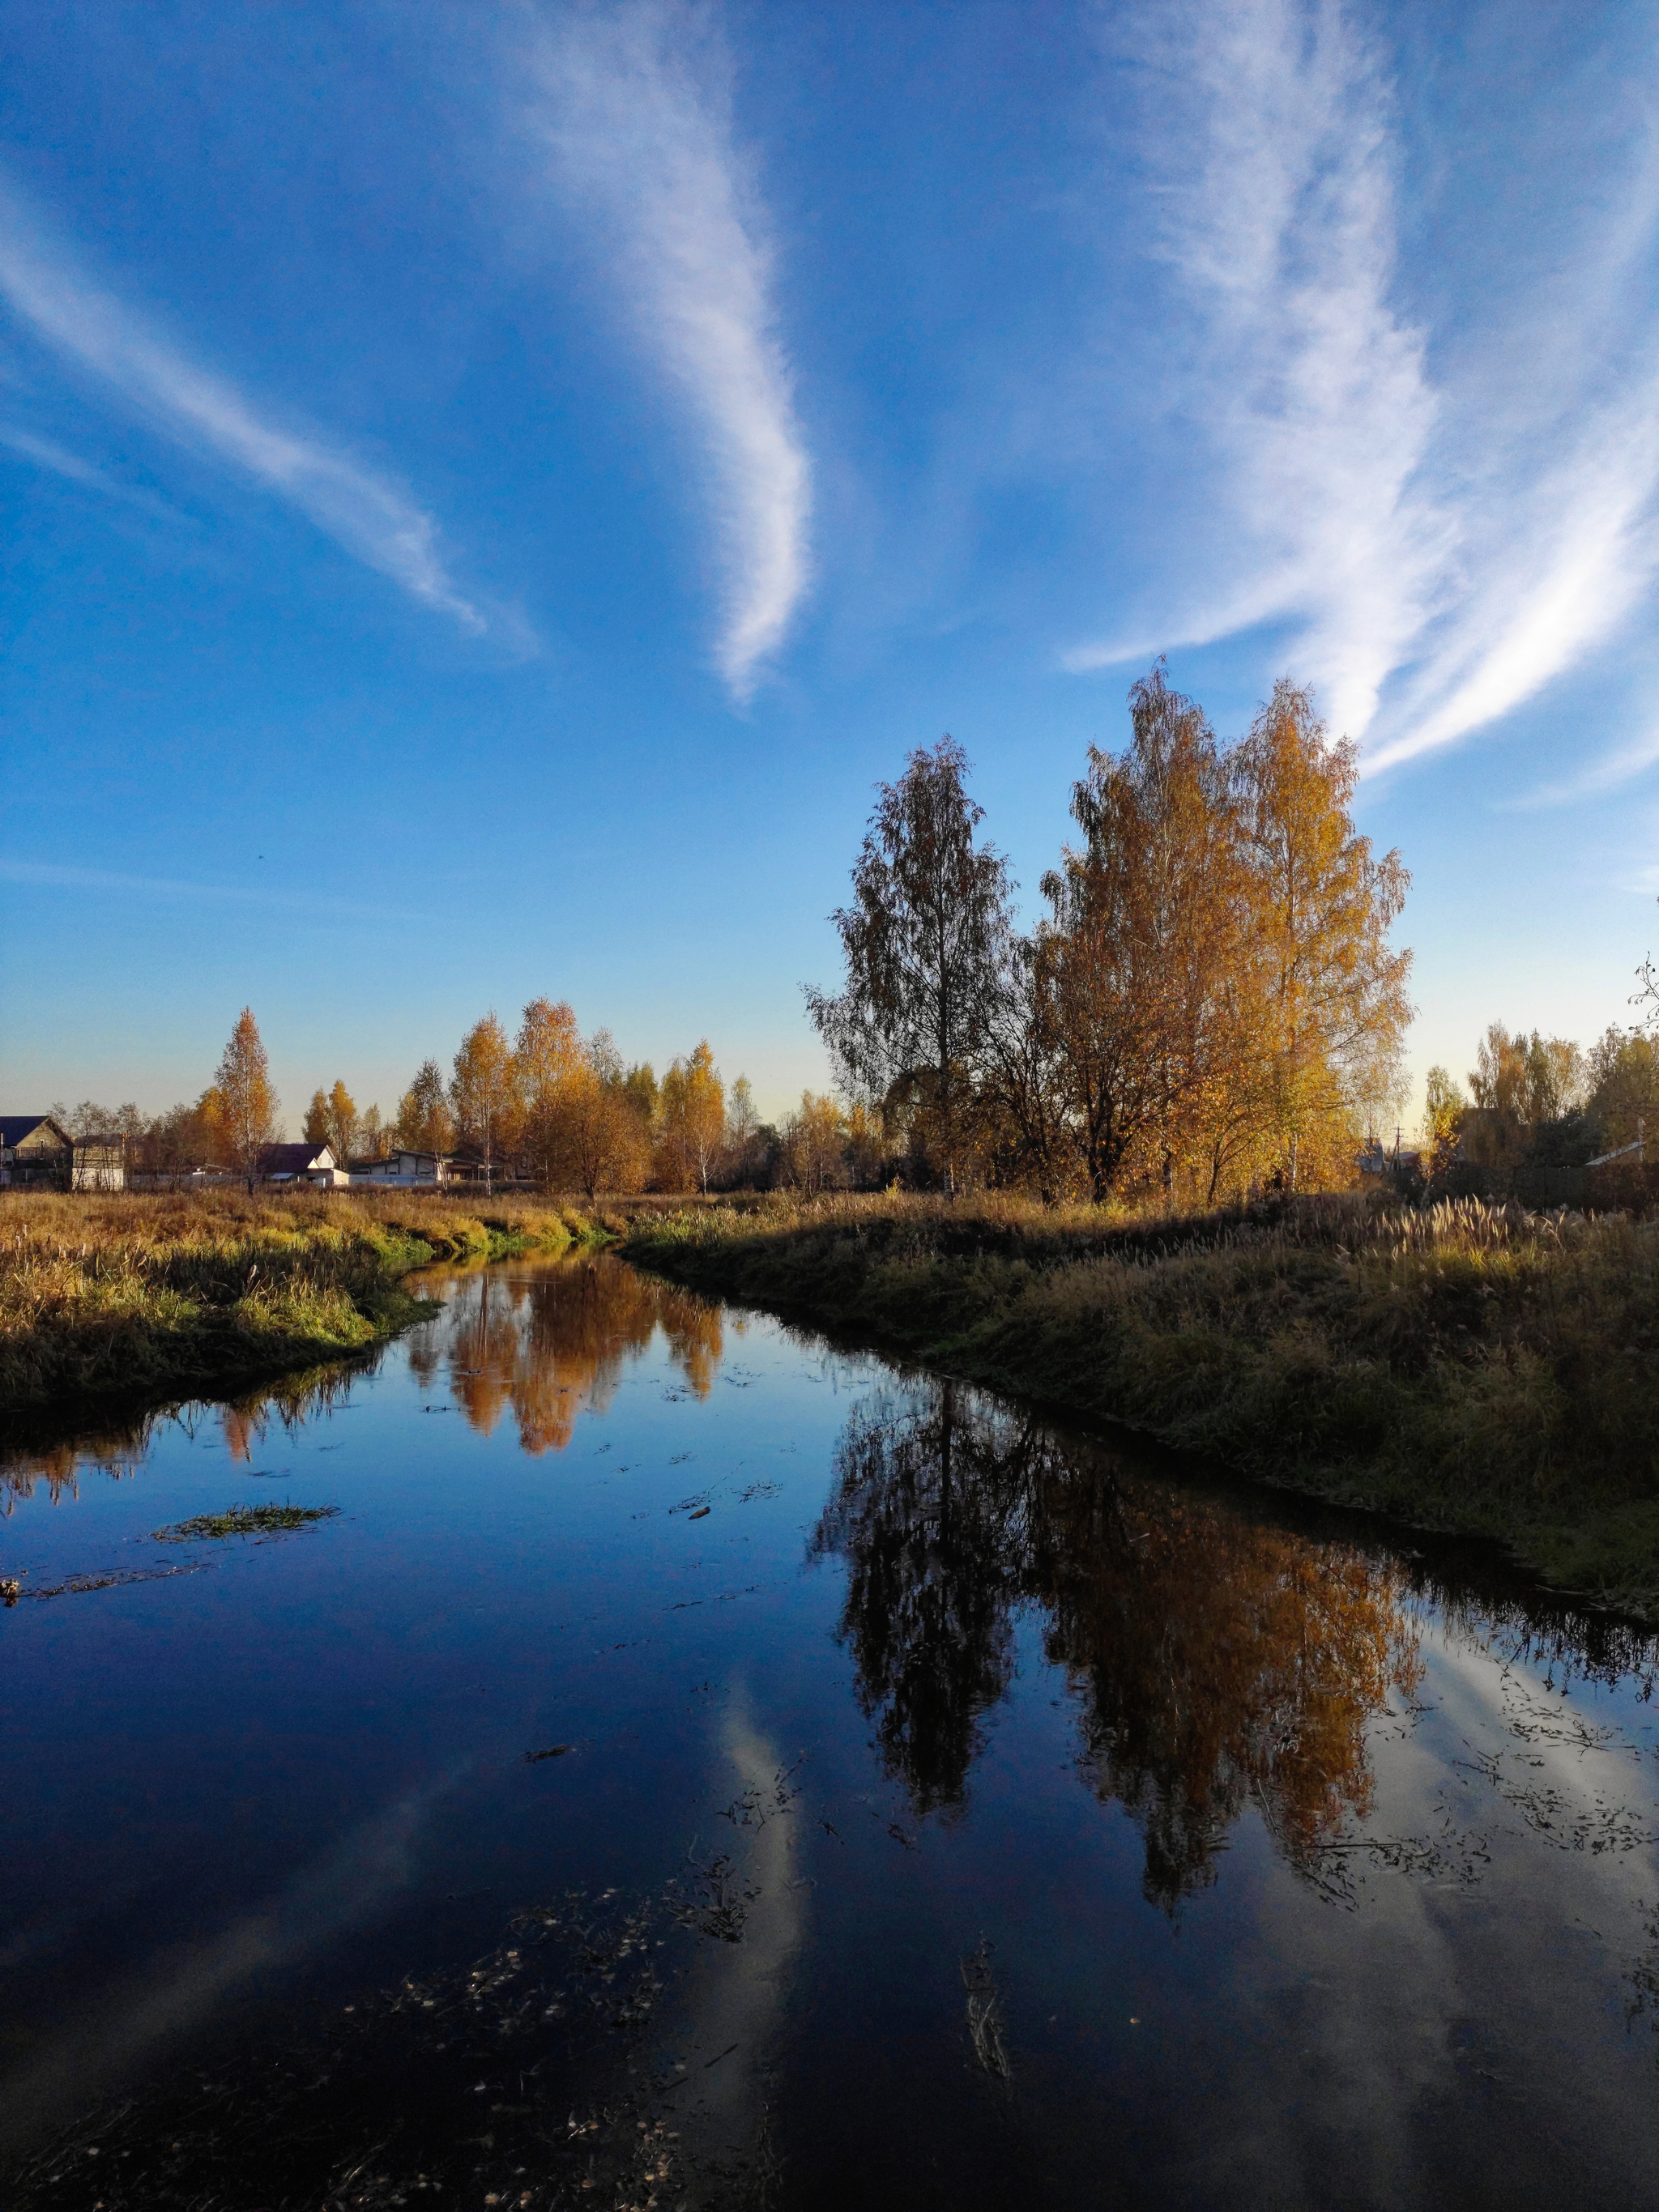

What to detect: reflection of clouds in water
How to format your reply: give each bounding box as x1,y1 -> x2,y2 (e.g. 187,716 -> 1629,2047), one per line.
1180,1625 -> 1659,2205
663,1691 -> 804,2174
0,1762 -> 470,2152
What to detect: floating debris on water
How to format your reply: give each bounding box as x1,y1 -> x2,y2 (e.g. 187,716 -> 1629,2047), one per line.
6,1562 -> 214,1603
151,1503 -> 340,1544
961,1938 -> 1011,2083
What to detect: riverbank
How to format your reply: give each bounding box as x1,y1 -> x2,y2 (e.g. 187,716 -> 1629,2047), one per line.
0,1191 -> 595,1412
625,1191 -> 1659,1616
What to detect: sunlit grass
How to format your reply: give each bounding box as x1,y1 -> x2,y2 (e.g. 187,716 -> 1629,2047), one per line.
0,1189 -> 595,1408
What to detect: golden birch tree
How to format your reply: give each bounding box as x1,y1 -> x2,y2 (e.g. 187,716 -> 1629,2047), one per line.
659,1042 -> 725,1193
1233,682 -> 1413,1188
515,997 -> 582,1187
1040,667 -> 1244,1201
450,1012 -> 518,1192
325,1080 -> 359,1162
216,1008 -> 279,1190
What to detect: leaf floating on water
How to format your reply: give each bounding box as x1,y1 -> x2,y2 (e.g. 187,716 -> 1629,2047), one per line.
689,1507 -> 711,1521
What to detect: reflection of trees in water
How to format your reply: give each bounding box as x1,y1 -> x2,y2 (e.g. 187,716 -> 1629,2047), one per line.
813,1379 -> 1425,1907
810,1383 -> 1034,1817
437,1255 -> 726,1455
0,1440 -> 143,1513
0,1259 -> 724,1511
0,1365 -> 366,1513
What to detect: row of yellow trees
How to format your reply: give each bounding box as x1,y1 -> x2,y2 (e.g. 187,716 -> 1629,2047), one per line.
82,1010 -> 761,1196
381,1008 -> 754,1196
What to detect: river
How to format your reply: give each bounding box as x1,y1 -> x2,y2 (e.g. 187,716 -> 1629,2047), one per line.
3,1250 -> 1659,2208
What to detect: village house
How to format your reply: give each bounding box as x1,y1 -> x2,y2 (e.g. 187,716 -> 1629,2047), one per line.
348,1148 -> 454,1188
0,1115 -> 74,1189
348,1149 -> 491,1188
256,1141 -> 349,1187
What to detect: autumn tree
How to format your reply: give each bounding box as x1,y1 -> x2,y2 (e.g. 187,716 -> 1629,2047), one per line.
659,1042 -> 725,1193
622,1062 -> 659,1136
216,1008 -> 279,1190
395,1059 -> 455,1155
1233,680 -> 1413,1188
1040,667 -> 1249,1201
302,1089 -> 331,1148
655,1062 -> 691,1191
807,737 -> 1015,1194
196,1086 -> 228,1169
450,1012 -> 518,1192
145,1096 -> 222,1184
515,997 -> 582,1187
326,1080 -> 359,1162
1587,1027 -> 1659,1151
559,1030 -> 651,1198
780,1090 -> 848,1194
53,1098 -> 141,1141
1469,1024 -> 1584,1121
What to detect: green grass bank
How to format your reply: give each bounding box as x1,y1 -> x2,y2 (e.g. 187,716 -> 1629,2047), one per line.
625,1191 -> 1659,1617
0,1190 -> 596,1413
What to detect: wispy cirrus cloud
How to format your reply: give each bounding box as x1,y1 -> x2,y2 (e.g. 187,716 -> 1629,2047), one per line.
1068,0 -> 1659,779
1365,390 -> 1659,775
0,857 -> 428,927
1068,0 -> 1442,744
518,1 -> 812,701
0,190 -> 485,633
1504,721 -> 1659,812
0,423 -> 186,520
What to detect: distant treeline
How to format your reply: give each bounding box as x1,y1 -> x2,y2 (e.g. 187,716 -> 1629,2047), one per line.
1414,1021 -> 1659,1208
53,1006 -> 878,1198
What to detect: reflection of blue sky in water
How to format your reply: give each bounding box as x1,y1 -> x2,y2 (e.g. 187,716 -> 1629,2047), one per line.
4,1252 -> 1659,2202
5,1761 -> 473,2145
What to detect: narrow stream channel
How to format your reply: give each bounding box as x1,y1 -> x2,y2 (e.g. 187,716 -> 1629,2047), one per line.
4,1251 -> 1659,2209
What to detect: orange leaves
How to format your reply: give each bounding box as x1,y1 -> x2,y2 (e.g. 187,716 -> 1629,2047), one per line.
215,1008 -> 278,1186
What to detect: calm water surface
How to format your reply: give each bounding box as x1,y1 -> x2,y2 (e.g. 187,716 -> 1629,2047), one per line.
5,1251 -> 1659,2208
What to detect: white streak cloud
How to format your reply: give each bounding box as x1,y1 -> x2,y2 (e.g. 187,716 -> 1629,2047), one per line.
0,424 -> 183,519
519,1 -> 812,700
1069,0 -> 1659,776
0,194 -> 484,632
0,857 -> 429,927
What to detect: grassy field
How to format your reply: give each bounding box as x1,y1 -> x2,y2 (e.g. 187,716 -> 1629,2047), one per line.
0,1189 -> 594,1412
624,1191 -> 1659,1615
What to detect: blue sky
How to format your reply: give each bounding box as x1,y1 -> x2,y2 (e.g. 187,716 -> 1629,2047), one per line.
4,0 -> 1658,1131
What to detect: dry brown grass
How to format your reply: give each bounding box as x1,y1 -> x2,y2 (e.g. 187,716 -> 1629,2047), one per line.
0,1188 -> 593,1409
625,1191 -> 1659,1612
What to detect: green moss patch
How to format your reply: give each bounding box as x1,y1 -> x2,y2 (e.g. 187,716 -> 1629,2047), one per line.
151,1503 -> 341,1542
